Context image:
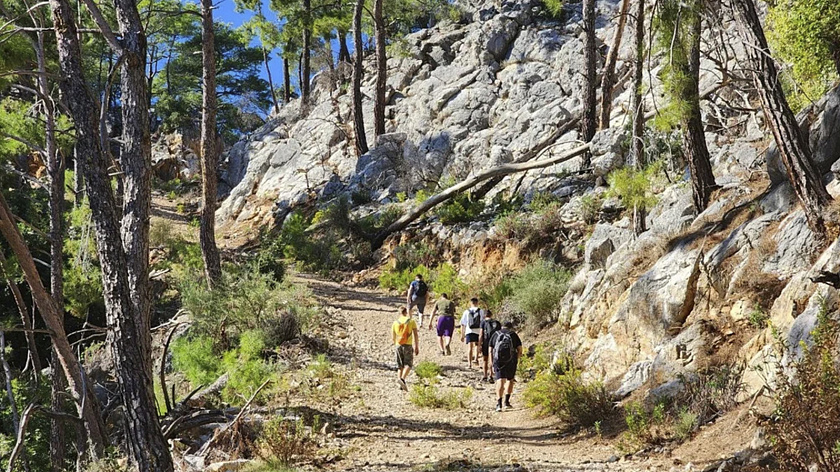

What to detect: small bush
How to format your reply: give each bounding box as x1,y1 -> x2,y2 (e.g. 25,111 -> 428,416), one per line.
150,219 -> 175,248
171,335 -> 221,386
435,192 -> 485,225
356,204 -> 404,235
541,0 -> 564,18
392,242 -> 437,271
524,368 -> 613,428
606,162 -> 661,211
747,305 -> 769,329
493,202 -> 565,247
409,384 -> 472,409
301,354 -> 350,403
767,301 -> 840,471
507,260 -> 573,326
415,361 -> 443,381
379,264 -> 430,292
578,194 -> 602,224
256,417 -> 316,466
529,191 -> 560,212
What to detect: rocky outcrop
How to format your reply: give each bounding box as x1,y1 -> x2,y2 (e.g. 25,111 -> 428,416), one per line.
215,0 -> 840,401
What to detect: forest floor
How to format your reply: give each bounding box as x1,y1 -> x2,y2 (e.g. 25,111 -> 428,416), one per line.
296,274 -> 757,472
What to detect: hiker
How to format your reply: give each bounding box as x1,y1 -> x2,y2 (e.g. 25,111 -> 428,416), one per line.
479,310 -> 501,382
431,292 -> 456,355
406,274 -> 429,329
489,321 -> 523,411
459,297 -> 483,368
392,306 -> 419,391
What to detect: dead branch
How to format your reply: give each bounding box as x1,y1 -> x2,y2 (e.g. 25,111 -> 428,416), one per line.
160,323 -> 182,414
163,409 -> 228,439
5,403 -> 34,472
371,142 -> 592,249
198,378 -> 272,455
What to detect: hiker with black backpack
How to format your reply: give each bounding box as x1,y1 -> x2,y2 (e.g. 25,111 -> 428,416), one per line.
479,310 -> 501,383
489,321 -> 523,411
406,274 -> 430,329
431,292 -> 457,355
459,297 -> 483,369
391,306 -> 420,391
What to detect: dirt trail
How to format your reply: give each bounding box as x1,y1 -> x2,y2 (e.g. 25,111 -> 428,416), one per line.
297,274 -> 642,471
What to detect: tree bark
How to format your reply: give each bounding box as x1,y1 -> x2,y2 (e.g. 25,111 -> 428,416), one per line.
0,192 -> 107,459
301,0 -> 311,102
283,56 -> 292,103
200,0 -> 222,288
352,0 -> 369,156
113,0 -> 153,373
338,29 -> 351,63
599,0 -> 630,129
263,46 -> 280,114
373,0 -> 387,138
731,0 -> 831,233
630,0 -> 646,235
372,143 -> 591,249
582,0 -> 597,145
681,7 -> 716,212
48,0 -> 174,468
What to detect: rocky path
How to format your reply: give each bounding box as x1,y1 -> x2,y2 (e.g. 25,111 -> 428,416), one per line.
297,274 -> 648,472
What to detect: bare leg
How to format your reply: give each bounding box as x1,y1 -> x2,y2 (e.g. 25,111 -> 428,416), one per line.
438,336 -> 445,353
483,356 -> 490,379
444,336 -> 451,350
496,379 -> 504,402
506,379 -> 515,394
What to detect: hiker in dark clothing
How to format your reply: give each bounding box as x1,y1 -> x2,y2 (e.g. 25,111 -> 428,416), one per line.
489,321 -> 523,411
406,274 -> 430,329
479,310 -> 501,383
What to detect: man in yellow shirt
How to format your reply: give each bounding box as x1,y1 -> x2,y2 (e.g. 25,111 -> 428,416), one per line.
392,306 -> 420,391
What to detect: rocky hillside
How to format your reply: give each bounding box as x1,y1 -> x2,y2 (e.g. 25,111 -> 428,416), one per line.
214,0 -> 840,403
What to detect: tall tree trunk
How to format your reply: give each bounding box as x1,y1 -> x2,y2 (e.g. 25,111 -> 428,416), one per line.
338,29 -> 350,63
263,46 -> 280,114
582,0 -> 597,145
681,6 -> 716,212
352,0 -> 369,156
113,0 -> 153,372
200,0 -> 222,288
630,0 -> 646,235
731,0 -> 831,233
35,20 -> 66,470
301,0 -> 311,102
599,0 -> 630,129
0,192 -> 107,460
373,0 -> 387,138
49,0 -> 174,468
283,56 -> 292,103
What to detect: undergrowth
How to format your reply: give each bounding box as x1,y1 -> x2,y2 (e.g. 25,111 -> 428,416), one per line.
409,384 -> 473,409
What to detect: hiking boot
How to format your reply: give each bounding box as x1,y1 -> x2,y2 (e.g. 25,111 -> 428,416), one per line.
445,345 -> 451,356
505,402 -> 513,410
399,379 -> 408,391
495,403 -> 502,412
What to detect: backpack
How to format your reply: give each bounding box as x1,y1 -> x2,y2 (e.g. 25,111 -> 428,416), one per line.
412,280 -> 428,298
394,318 -> 412,345
493,330 -> 515,365
468,308 -> 481,329
483,319 -> 501,341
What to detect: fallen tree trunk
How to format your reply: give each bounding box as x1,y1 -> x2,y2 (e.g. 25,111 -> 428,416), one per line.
371,142 -> 591,249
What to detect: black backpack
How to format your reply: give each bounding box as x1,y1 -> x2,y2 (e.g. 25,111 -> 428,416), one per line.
484,319 -> 501,340
493,330 -> 515,365
468,308 -> 481,329
413,280 -> 428,298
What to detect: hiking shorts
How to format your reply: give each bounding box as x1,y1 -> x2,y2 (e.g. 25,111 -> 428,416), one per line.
437,315 -> 455,337
465,333 -> 479,344
494,359 -> 518,381
481,340 -> 490,358
396,344 -> 414,369
410,297 -> 426,314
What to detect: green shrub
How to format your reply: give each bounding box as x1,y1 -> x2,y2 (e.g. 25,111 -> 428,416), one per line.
171,335 -> 222,385
524,368 -> 613,427
64,201 -> 104,318
578,194 -> 602,224
255,234 -> 287,283
493,201 -> 565,247
177,266 -> 320,351
415,361 -> 443,381
302,354 -> 349,403
221,331 -> 279,404
517,342 -> 557,379
748,305 -> 769,329
673,408 -> 698,442
541,0 -> 564,18
507,260 -> 573,326
606,162 -> 661,211
529,191 -> 560,212
435,192 -> 485,225
409,384 -> 472,409
357,204 -> 404,235
392,242 -> 437,271
277,212 -> 343,274
379,264 -> 430,292
767,300 -> 840,471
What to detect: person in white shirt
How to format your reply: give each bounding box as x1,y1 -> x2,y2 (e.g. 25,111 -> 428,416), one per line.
459,297 -> 482,369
